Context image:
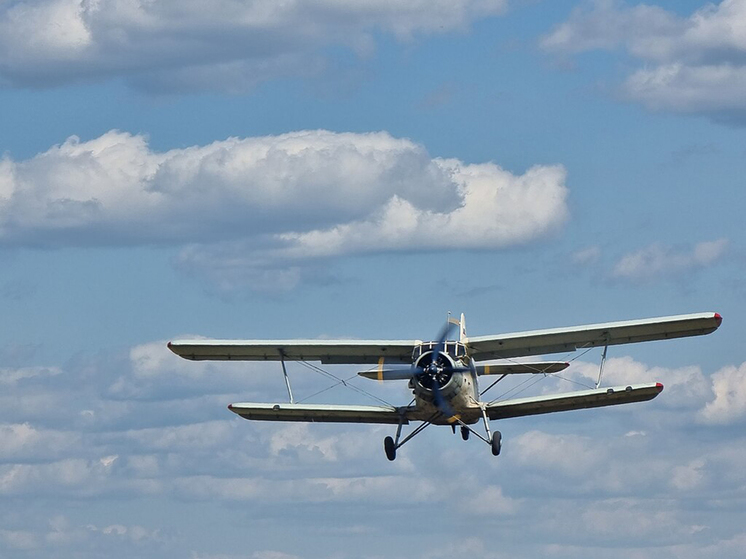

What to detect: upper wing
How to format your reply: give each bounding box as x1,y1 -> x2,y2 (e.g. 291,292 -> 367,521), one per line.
227,402 -> 414,424
466,312 -> 721,361
486,382 -> 663,420
168,339 -> 419,364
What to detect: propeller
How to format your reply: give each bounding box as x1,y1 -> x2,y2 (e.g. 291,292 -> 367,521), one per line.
357,318 -> 467,421
413,321 -> 460,421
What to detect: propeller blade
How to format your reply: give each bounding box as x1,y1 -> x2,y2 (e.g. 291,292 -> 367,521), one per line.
432,380 -> 459,423
431,321 -> 455,362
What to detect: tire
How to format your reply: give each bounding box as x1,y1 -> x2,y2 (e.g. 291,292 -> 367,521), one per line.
461,426 -> 470,441
491,431 -> 502,456
384,436 -> 397,461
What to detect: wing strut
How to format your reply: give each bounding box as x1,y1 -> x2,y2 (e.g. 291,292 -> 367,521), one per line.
480,373 -> 509,397
595,339 -> 609,389
279,350 -> 294,403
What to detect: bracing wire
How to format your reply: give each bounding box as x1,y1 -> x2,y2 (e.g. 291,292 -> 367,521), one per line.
294,360 -> 395,407
485,343 -> 601,404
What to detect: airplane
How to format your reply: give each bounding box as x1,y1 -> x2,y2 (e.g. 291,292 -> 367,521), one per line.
168,311 -> 722,461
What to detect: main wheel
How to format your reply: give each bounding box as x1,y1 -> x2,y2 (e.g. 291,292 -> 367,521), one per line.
384,436 -> 397,461
461,426 -> 470,441
491,431 -> 502,456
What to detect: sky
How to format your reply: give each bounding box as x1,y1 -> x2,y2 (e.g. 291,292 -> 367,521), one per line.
1,0 -> 745,557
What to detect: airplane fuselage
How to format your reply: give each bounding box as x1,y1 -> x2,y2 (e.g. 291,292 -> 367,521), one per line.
408,342 -> 483,424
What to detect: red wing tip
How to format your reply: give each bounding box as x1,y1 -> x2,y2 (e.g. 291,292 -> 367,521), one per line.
227,404 -> 234,410
167,341 -> 172,347
655,382 -> 664,391
714,313 -> 722,324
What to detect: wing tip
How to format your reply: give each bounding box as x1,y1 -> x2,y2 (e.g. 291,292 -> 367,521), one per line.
656,382 -> 664,392
714,312 -> 722,326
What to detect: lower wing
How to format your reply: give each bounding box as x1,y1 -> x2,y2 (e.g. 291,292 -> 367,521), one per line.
227,383 -> 662,425
227,402 -> 413,424
486,382 -> 663,420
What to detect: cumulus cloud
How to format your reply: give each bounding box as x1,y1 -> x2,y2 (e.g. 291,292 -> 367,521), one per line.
1,516 -> 165,556
541,0 -> 746,121
698,362 -> 746,424
611,239 -> 728,282
0,129 -> 570,291
565,356 -> 746,427
566,355 -> 712,408
512,430 -> 603,476
0,366 -> 61,385
0,0 -> 507,92
0,423 -> 80,461
3,338 -> 746,557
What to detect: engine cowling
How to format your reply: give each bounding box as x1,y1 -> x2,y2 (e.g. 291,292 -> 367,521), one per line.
411,350 -> 465,404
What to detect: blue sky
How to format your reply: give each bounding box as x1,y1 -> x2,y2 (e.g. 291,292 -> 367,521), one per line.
1,1 -> 745,557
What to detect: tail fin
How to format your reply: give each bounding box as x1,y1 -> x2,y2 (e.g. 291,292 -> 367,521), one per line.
448,312 -> 467,342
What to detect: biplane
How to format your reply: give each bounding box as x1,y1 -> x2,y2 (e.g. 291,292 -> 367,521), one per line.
168,312 -> 721,460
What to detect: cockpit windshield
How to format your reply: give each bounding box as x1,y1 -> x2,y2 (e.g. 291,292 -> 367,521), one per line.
412,341 -> 467,360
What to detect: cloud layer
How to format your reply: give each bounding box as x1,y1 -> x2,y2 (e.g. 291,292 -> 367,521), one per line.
2,338 -> 745,558
0,0 -> 507,92
0,129 -> 569,290
542,0 -> 746,120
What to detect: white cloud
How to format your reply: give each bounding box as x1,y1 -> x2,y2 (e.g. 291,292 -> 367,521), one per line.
459,484 -> 518,516
175,160 -> 568,291
0,458 -> 114,495
1,129 -> 569,291
567,356 -> 712,409
511,430 -> 603,476
698,362 -> 746,424
625,63 -> 746,113
541,0 -> 746,119
571,245 -> 601,265
611,239 -> 728,281
670,457 -> 708,491
0,0 -> 507,92
0,529 -> 38,550
578,498 -> 692,543
2,338 -> 745,557
123,421 -> 236,452
0,423 -> 80,460
0,366 -> 61,385
1,516 -> 165,555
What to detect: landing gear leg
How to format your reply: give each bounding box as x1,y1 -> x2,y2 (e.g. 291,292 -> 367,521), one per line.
461,425 -> 470,441
384,414 -> 407,461
480,405 -> 502,458
383,413 -> 438,461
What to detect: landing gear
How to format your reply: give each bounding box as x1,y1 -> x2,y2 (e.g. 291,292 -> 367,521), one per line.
382,408 -> 503,460
384,436 -> 397,461
491,431 -> 502,456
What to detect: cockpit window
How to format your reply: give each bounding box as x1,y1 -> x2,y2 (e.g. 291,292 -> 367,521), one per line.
412,341 -> 466,360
